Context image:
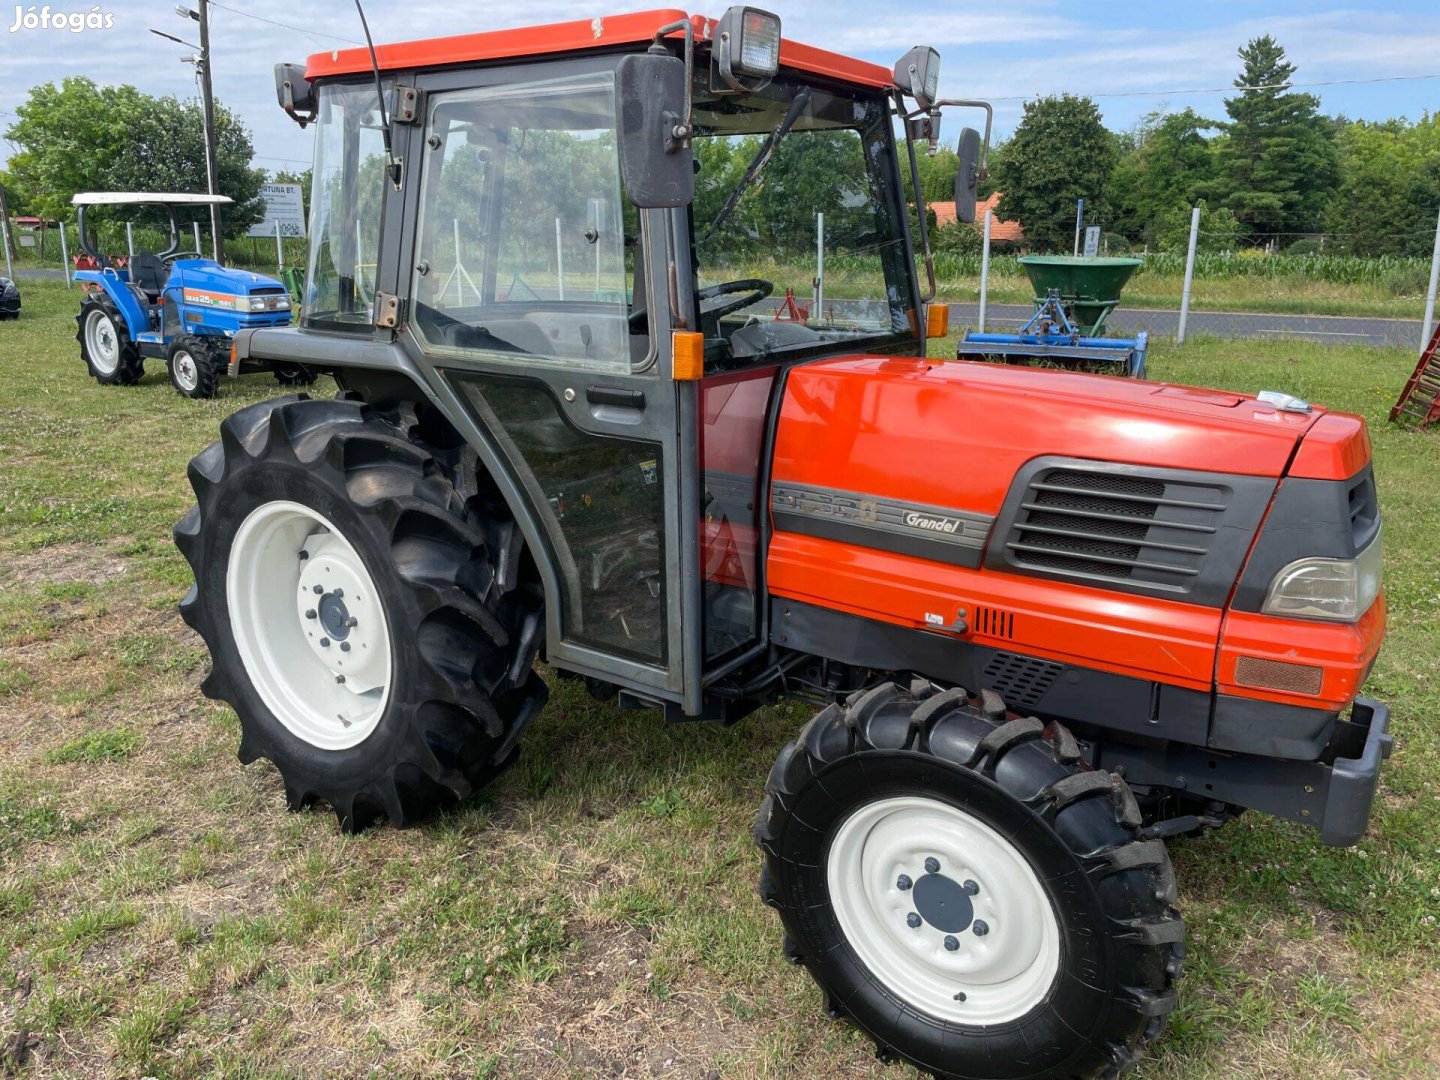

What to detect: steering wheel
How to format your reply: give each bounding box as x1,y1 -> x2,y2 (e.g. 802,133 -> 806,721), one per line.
699,277 -> 774,321
164,251 -> 204,265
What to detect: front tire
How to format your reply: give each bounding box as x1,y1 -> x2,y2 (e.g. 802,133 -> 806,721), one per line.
757,682 -> 1183,1079
167,336 -> 224,399
273,362 -> 318,387
175,395 -> 548,830
76,294 -> 143,386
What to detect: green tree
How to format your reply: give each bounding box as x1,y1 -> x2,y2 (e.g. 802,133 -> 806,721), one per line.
4,76 -> 265,235
1326,114 -> 1440,256
1109,109 -> 1220,241
991,94 -> 1117,252
1218,36 -> 1339,238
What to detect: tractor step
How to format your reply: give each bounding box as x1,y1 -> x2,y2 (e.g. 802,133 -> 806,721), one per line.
1390,322 -> 1440,429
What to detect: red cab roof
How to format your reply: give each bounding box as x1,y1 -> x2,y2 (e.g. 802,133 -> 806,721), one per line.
305,9 -> 894,90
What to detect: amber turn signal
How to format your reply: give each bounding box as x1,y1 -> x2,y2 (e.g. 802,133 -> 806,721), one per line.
672,331 -> 704,380
926,303 -> 950,339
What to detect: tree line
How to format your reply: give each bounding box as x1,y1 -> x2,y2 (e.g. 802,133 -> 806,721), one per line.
915,36 -> 1440,258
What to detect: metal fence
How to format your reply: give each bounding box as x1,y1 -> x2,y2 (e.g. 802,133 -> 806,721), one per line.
962,206 -> 1440,355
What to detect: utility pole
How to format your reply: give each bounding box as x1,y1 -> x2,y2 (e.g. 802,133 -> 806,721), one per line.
197,1 -> 221,260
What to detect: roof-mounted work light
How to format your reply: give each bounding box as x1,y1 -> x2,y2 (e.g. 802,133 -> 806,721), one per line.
714,6 -> 781,91
893,45 -> 940,110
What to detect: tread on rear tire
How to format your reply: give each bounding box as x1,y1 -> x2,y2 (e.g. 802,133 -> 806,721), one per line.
175,395 -> 548,831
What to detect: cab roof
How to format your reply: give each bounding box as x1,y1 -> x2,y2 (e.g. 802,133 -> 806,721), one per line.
304,9 -> 894,90
72,192 -> 233,207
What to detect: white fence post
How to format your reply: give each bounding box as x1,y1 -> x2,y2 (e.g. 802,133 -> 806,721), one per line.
59,222 -> 71,287
0,213 -> 13,282
814,211 -> 825,318
1422,205 -> 1440,354
126,221 -> 134,260
1177,206 -> 1201,346
275,219 -> 284,273
978,208 -> 993,333
555,218 -> 564,301
193,221 -> 202,254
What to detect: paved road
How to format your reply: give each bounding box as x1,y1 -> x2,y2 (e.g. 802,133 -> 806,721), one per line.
947,301 -> 1425,350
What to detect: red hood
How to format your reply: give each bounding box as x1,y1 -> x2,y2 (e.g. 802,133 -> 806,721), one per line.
771,357 -> 1326,516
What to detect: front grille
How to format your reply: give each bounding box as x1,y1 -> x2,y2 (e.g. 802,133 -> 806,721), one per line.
982,652 -> 1062,709
973,606 -> 1014,639
1004,465 -> 1228,593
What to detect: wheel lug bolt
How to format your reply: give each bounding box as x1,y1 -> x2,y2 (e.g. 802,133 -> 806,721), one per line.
924,857 -> 940,875
973,921 -> 989,937
313,585 -> 323,595
335,675 -> 345,684
319,638 -> 330,647
340,642 -> 351,652
896,874 -> 912,891
963,880 -> 979,896
906,913 -> 921,929
345,617 -> 358,627
298,550 -> 309,560
333,589 -> 344,599
305,609 -> 317,619
943,936 -> 959,952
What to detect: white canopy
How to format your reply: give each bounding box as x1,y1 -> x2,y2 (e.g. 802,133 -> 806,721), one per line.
71,192 -> 234,207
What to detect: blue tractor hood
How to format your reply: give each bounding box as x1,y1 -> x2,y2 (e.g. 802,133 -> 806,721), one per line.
167,260 -> 294,333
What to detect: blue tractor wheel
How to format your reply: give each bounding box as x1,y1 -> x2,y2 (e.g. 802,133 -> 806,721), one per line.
167,336 -> 225,400
76,294 -> 144,386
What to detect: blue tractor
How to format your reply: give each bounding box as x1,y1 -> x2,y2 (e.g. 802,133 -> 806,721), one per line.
71,192 -> 314,398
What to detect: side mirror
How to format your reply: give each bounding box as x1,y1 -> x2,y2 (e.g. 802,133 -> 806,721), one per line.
953,126 -> 981,224
275,63 -> 317,128
616,53 -> 695,209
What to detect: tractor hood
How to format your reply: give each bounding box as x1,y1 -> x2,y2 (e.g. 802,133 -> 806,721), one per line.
770,356 -> 1327,519
170,260 -> 292,316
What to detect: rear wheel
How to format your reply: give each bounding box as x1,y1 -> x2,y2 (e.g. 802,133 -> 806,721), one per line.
175,395 -> 548,830
76,294 -> 143,386
167,336 -> 224,399
757,682 -> 1183,1079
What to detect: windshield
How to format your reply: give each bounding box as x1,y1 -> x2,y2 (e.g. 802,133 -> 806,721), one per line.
303,81 -> 391,333
690,77 -> 916,369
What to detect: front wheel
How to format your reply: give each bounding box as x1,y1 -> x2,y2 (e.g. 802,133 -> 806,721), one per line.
167,336 -> 224,399
175,395 -> 548,830
757,682 -> 1183,1079
273,362 -> 318,387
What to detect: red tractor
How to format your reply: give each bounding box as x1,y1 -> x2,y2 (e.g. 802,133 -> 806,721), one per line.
177,10 -> 1390,1077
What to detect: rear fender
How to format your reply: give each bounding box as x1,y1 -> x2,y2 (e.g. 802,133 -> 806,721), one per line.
75,269 -> 150,337
233,326 -> 563,634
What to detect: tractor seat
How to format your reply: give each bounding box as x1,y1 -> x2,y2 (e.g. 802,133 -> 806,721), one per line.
127,251 -> 170,301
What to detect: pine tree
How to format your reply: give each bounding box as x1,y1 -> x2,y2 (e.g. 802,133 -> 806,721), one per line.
1219,36 -> 1338,240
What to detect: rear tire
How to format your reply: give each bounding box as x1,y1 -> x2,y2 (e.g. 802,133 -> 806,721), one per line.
167,336 -> 224,399
273,362 -> 318,387
757,682 -> 1183,1080
175,395 -> 548,831
76,294 -> 143,386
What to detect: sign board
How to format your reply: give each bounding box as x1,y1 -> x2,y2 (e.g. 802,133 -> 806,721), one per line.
246,182 -> 307,239
18,234 -> 36,248
1083,225 -> 1101,258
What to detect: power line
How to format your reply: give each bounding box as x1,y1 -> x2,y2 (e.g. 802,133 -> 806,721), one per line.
987,71 -> 1440,102
207,1 -> 362,46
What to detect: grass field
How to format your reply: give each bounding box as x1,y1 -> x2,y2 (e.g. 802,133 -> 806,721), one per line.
1,279 -> 1438,1078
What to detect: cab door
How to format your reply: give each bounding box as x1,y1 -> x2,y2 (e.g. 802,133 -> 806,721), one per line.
398,62 -> 692,702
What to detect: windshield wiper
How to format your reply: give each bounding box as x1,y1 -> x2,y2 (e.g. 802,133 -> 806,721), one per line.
700,86 -> 812,245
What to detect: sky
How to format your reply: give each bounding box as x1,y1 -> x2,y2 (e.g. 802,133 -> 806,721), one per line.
2,0 -> 1439,175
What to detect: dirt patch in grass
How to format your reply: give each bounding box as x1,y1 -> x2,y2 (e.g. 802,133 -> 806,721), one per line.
3,542 -> 128,588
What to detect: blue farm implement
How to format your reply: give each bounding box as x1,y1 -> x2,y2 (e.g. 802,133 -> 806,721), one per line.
958,255 -> 1149,378
70,193 -> 314,398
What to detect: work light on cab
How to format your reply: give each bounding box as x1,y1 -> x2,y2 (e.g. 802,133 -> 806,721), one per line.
714,6 -> 781,87
893,45 -> 940,109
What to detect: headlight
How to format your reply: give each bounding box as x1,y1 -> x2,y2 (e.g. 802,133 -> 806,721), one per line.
716,6 -> 781,79
1262,532 -> 1382,622
248,295 -> 291,312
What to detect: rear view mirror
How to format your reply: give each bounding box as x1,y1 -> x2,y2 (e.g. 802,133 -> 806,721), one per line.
954,126 -> 981,224
617,53 -> 695,209
275,63 -> 317,128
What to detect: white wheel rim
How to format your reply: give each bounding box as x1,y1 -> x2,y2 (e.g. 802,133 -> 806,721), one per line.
85,309 -> 120,374
226,500 -> 392,750
827,795 -> 1061,1025
172,349 -> 199,392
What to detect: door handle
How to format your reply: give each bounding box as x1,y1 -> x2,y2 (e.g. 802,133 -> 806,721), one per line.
586,385 -> 646,409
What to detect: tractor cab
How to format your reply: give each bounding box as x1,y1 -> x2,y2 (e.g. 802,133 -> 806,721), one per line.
71,192 -> 301,398
244,8 -> 987,716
